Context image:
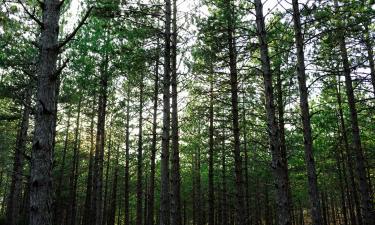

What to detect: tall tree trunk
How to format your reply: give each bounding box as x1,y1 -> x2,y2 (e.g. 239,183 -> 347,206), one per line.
291,1 -> 323,224
221,121 -> 228,225
83,95 -> 97,225
194,132 -> 203,225
226,2 -> 246,224
102,130 -> 112,225
160,0 -> 172,224
335,76 -> 361,225
55,107 -> 72,225
6,87 -> 32,225
124,86 -> 131,225
30,1 -> 61,224
147,53 -> 159,225
254,1 -> 292,224
68,97 -> 82,225
93,54 -> 109,225
170,0 -> 182,223
208,76 -> 215,225
107,146 -> 119,225
334,2 -> 375,224
136,74 -> 144,225
363,25 -> 375,95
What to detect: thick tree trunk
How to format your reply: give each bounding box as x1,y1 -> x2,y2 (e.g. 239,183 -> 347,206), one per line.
124,86 -> 131,225
226,2 -> 246,224
160,0 -> 172,224
334,1 -> 375,223
30,1 -> 61,224
93,55 -> 109,225
170,0 -> 182,223
254,1 -> 292,225
147,54 -> 159,225
82,96 -> 97,225
6,87 -> 32,225
136,74 -> 144,225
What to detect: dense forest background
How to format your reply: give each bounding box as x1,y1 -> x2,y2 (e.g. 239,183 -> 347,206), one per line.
0,0 -> 374,225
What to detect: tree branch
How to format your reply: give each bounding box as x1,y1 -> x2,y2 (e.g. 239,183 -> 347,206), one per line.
52,58 -> 70,80
58,7 -> 93,49
17,0 -> 44,28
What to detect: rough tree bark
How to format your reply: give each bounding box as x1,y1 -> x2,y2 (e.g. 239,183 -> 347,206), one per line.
254,1 -> 292,224
29,1 -> 61,224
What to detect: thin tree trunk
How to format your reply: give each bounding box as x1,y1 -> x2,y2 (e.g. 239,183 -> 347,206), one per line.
68,97 -> 82,225
147,57 -> 159,225
291,1 -> 323,224
254,1 -> 292,225
208,76 -> 215,225
160,0 -> 172,224
102,130 -> 112,225
364,25 -> 375,95
334,2 -> 375,224
124,86 -> 131,225
6,87 -> 32,225
107,146 -> 119,225
147,53 -> 159,225
221,115 -> 228,225
83,95 -> 97,225
335,74 -> 360,225
136,74 -> 144,225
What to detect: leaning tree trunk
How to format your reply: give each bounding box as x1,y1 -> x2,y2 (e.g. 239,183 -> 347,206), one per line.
334,1 -> 375,224
30,1 -> 61,224
170,0 -> 182,224
254,1 -> 292,225
226,2 -> 246,225
6,87 -> 32,225
160,0 -> 172,224
291,1 -> 323,224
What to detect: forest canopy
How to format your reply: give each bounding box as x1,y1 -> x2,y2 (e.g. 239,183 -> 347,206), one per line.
0,0 -> 374,225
